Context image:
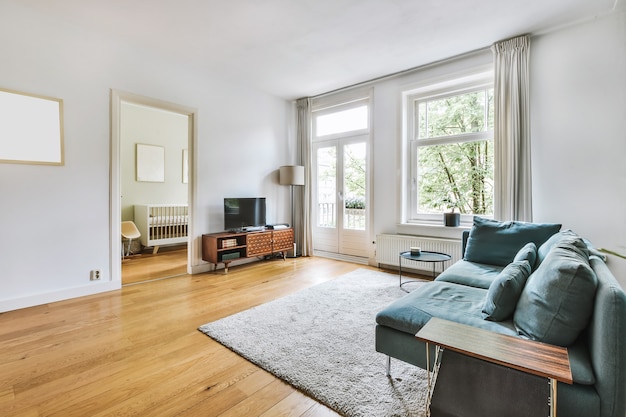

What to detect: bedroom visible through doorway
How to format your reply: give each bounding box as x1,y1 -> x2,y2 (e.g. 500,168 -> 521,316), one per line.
118,97 -> 193,285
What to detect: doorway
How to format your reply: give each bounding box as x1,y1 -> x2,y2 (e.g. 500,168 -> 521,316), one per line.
311,96 -> 370,261
313,136 -> 368,258
110,90 -> 197,285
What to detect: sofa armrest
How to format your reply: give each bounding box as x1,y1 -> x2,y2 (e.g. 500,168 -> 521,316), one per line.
462,230 -> 470,258
587,257 -> 626,417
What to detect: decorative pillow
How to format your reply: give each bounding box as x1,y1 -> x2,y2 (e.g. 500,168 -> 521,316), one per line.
513,242 -> 537,267
536,229 -> 579,267
513,237 -> 598,346
537,229 -> 608,267
482,260 -> 532,321
464,217 -> 561,266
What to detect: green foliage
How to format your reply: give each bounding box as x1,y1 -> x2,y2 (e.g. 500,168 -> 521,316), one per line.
422,91 -> 488,138
343,143 -> 366,201
344,197 -> 365,209
418,141 -> 493,214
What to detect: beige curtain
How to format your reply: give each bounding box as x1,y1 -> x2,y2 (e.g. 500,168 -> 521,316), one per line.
296,98 -> 313,256
492,35 -> 532,222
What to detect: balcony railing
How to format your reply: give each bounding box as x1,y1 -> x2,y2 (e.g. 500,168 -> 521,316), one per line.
318,203 -> 365,230
318,203 -> 336,227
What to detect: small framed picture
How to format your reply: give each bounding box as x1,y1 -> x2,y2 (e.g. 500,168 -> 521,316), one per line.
136,143 -> 165,182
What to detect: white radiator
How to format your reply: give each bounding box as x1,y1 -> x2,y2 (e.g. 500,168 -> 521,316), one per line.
375,234 -> 462,273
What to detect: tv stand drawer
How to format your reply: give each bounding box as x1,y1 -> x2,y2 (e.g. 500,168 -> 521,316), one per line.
247,231 -> 273,256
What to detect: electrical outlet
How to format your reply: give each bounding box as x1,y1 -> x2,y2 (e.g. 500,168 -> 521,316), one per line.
90,269 -> 101,281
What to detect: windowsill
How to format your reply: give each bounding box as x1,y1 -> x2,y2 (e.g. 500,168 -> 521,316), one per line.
396,222 -> 471,240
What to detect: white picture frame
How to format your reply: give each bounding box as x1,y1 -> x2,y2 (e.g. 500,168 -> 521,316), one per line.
0,87 -> 64,165
136,143 -> 165,182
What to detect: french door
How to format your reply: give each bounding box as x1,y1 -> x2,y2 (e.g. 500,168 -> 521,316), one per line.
312,135 -> 368,257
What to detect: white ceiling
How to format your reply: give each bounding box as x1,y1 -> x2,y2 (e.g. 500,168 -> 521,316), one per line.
17,0 -> 625,99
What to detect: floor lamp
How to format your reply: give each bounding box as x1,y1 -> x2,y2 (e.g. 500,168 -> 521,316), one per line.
279,165 -> 305,257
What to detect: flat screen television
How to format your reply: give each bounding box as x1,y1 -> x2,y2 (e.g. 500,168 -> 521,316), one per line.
224,197 -> 266,232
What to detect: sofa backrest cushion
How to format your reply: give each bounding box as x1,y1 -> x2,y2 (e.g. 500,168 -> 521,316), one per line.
513,236 -> 598,346
482,260 -> 532,321
464,217 -> 561,266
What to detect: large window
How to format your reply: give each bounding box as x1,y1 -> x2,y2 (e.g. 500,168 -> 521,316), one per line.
406,74 -> 494,224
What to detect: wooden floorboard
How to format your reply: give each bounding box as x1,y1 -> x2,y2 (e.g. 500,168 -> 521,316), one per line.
0,255 -> 388,416
122,245 -> 188,285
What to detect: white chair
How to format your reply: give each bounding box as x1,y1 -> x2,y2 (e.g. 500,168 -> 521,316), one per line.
121,221 -> 141,257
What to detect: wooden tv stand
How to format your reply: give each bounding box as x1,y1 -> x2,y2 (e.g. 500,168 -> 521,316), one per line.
201,228 -> 294,272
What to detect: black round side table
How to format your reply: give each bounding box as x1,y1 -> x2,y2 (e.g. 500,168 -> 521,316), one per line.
399,250 -> 451,291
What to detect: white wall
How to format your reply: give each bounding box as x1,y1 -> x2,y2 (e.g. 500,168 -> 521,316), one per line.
531,11 -> 626,286
0,3 -> 292,312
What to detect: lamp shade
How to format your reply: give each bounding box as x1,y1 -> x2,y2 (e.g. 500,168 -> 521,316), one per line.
279,165 -> 304,186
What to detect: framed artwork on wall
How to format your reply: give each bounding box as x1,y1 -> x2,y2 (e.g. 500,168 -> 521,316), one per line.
0,87 -> 64,165
136,143 -> 164,182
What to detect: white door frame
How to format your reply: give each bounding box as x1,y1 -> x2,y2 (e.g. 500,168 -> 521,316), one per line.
110,90 -> 198,284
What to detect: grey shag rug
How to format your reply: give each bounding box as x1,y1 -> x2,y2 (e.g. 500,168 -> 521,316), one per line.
198,268 -> 429,417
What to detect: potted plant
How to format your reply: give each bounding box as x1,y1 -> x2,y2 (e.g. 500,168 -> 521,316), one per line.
443,199 -> 461,227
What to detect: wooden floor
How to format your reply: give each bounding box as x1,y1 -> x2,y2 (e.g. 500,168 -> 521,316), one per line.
0,255 -> 389,417
122,246 -> 188,285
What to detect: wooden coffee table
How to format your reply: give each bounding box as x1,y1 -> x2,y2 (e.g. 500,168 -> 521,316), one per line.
416,317 -> 572,417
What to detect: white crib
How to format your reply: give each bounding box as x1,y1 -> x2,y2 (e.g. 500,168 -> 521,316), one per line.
134,204 -> 188,253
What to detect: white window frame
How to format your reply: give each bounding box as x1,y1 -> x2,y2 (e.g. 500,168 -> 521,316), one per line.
312,98 -> 370,141
403,71 -> 494,226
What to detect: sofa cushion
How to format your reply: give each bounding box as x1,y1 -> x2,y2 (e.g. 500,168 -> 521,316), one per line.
435,260 -> 503,289
537,229 -> 607,267
464,217 -> 560,266
375,281 -> 518,337
513,237 -> 598,346
536,229 -> 579,267
557,383 -> 600,417
482,260 -> 532,321
513,242 -> 537,267
568,336 -> 596,385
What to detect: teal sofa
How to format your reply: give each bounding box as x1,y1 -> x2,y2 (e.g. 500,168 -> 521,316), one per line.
375,217 -> 626,417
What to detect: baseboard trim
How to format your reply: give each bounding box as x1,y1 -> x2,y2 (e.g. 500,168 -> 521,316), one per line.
0,281 -> 121,313
313,250 -> 369,265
